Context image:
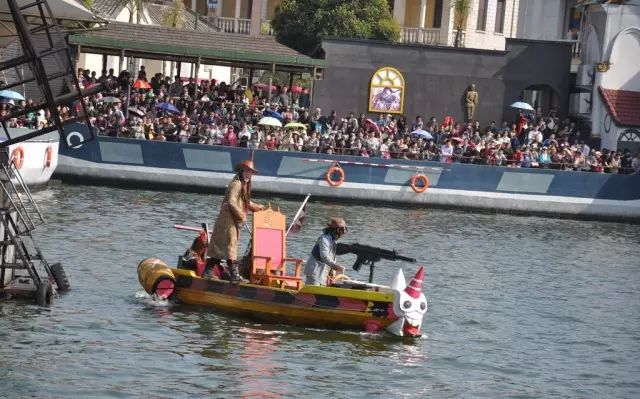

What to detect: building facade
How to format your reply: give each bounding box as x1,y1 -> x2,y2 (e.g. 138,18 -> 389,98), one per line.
515,0 -> 640,154
197,0 -> 521,50
577,0 -> 640,153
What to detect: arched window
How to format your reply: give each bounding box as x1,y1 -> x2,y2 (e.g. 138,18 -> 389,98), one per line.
369,67 -> 405,114
618,129 -> 640,154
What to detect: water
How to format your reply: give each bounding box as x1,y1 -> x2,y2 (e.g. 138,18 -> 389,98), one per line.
1,183 -> 639,398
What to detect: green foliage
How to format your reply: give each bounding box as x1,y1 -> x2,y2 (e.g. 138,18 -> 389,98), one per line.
271,0 -> 401,56
451,0 -> 472,47
258,71 -> 312,88
81,0 -> 93,8
118,0 -> 150,24
163,0 -> 186,28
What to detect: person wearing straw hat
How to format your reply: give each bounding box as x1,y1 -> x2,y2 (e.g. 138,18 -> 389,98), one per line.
304,217 -> 348,286
206,160 -> 265,281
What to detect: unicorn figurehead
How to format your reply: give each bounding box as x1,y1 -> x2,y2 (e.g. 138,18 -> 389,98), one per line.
387,266 -> 428,337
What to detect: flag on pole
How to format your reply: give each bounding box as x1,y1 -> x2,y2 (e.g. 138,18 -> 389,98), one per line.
286,194 -> 310,236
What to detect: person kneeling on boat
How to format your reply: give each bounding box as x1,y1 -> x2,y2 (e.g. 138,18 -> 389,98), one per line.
304,218 -> 347,286
180,231 -> 208,277
205,160 -> 264,282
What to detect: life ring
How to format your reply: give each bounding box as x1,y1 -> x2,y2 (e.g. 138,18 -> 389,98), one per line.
44,145 -> 53,168
325,165 -> 345,187
11,146 -> 24,169
410,173 -> 429,193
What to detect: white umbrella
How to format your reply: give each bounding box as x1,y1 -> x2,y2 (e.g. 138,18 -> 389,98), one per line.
0,90 -> 25,101
258,116 -> 282,127
510,101 -> 534,111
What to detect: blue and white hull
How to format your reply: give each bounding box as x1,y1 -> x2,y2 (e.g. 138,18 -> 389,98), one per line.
54,123 -> 640,222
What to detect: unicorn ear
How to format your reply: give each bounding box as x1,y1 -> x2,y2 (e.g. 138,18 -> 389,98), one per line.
391,269 -> 406,291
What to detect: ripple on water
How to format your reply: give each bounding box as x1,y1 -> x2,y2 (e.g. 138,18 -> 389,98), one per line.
1,184 -> 639,398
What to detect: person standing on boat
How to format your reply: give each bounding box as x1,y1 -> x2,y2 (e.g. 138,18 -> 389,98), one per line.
206,160 -> 264,281
304,218 -> 347,286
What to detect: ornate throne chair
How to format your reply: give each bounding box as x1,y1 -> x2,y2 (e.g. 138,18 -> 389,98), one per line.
250,208 -> 304,290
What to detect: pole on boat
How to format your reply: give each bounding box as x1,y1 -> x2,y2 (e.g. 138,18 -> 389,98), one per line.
286,194 -> 310,236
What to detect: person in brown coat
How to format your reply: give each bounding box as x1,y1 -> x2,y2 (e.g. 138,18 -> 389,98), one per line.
206,159 -> 264,281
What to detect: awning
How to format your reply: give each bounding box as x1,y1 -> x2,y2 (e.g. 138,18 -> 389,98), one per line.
599,86 -> 640,127
69,22 -> 326,72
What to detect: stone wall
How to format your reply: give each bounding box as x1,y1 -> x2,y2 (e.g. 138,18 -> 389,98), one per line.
314,37 -> 572,126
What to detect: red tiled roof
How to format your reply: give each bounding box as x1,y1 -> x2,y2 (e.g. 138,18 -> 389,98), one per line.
598,87 -> 640,127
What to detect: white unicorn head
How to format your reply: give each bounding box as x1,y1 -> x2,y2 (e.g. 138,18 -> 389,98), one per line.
387,266 -> 428,337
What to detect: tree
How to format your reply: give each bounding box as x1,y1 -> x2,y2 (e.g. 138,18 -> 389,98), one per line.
451,0 -> 472,48
271,0 -> 401,56
163,0 -> 186,29
118,0 -> 150,24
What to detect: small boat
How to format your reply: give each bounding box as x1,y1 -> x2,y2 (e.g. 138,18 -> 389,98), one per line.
137,209 -> 428,337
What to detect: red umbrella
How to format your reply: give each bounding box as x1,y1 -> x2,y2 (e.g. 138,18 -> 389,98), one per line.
291,85 -> 304,94
133,80 -> 151,89
254,83 -> 276,92
364,118 -> 380,133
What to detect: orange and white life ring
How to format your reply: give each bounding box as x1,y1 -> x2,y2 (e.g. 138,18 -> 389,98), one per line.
44,145 -> 53,168
11,146 -> 24,169
410,173 -> 429,193
325,164 -> 345,187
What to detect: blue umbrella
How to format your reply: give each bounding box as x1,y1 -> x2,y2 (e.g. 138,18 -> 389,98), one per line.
0,90 -> 25,101
411,129 -> 434,140
263,109 -> 283,121
155,102 -> 180,114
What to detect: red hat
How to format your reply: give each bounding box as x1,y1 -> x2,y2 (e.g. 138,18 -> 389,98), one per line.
197,231 -> 207,244
235,159 -> 259,174
404,266 -> 424,299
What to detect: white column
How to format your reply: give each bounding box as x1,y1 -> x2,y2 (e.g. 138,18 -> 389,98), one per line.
417,0 -> 427,43
393,0 -> 406,26
261,0 -> 268,21
234,0 -> 241,32
440,0 -> 455,46
191,0 -> 196,12
250,0 -> 262,35
216,0 -> 222,17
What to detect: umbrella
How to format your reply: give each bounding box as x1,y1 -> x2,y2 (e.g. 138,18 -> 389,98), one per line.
290,85 -> 304,94
0,90 -> 25,101
284,122 -> 307,130
128,107 -> 145,117
102,96 -> 121,103
258,117 -> 282,127
155,102 -> 180,114
254,83 -> 276,91
263,109 -> 283,121
364,118 -> 380,133
411,129 -> 433,140
510,101 -> 534,111
133,80 -> 151,89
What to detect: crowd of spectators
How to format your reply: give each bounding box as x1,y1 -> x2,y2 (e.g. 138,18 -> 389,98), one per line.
2,66 -> 639,174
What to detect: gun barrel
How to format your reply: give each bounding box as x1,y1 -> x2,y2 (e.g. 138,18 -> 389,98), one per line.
395,254 -> 417,263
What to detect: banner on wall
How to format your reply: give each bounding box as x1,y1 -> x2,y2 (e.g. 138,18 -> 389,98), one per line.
207,0 -> 219,9
368,66 -> 405,114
